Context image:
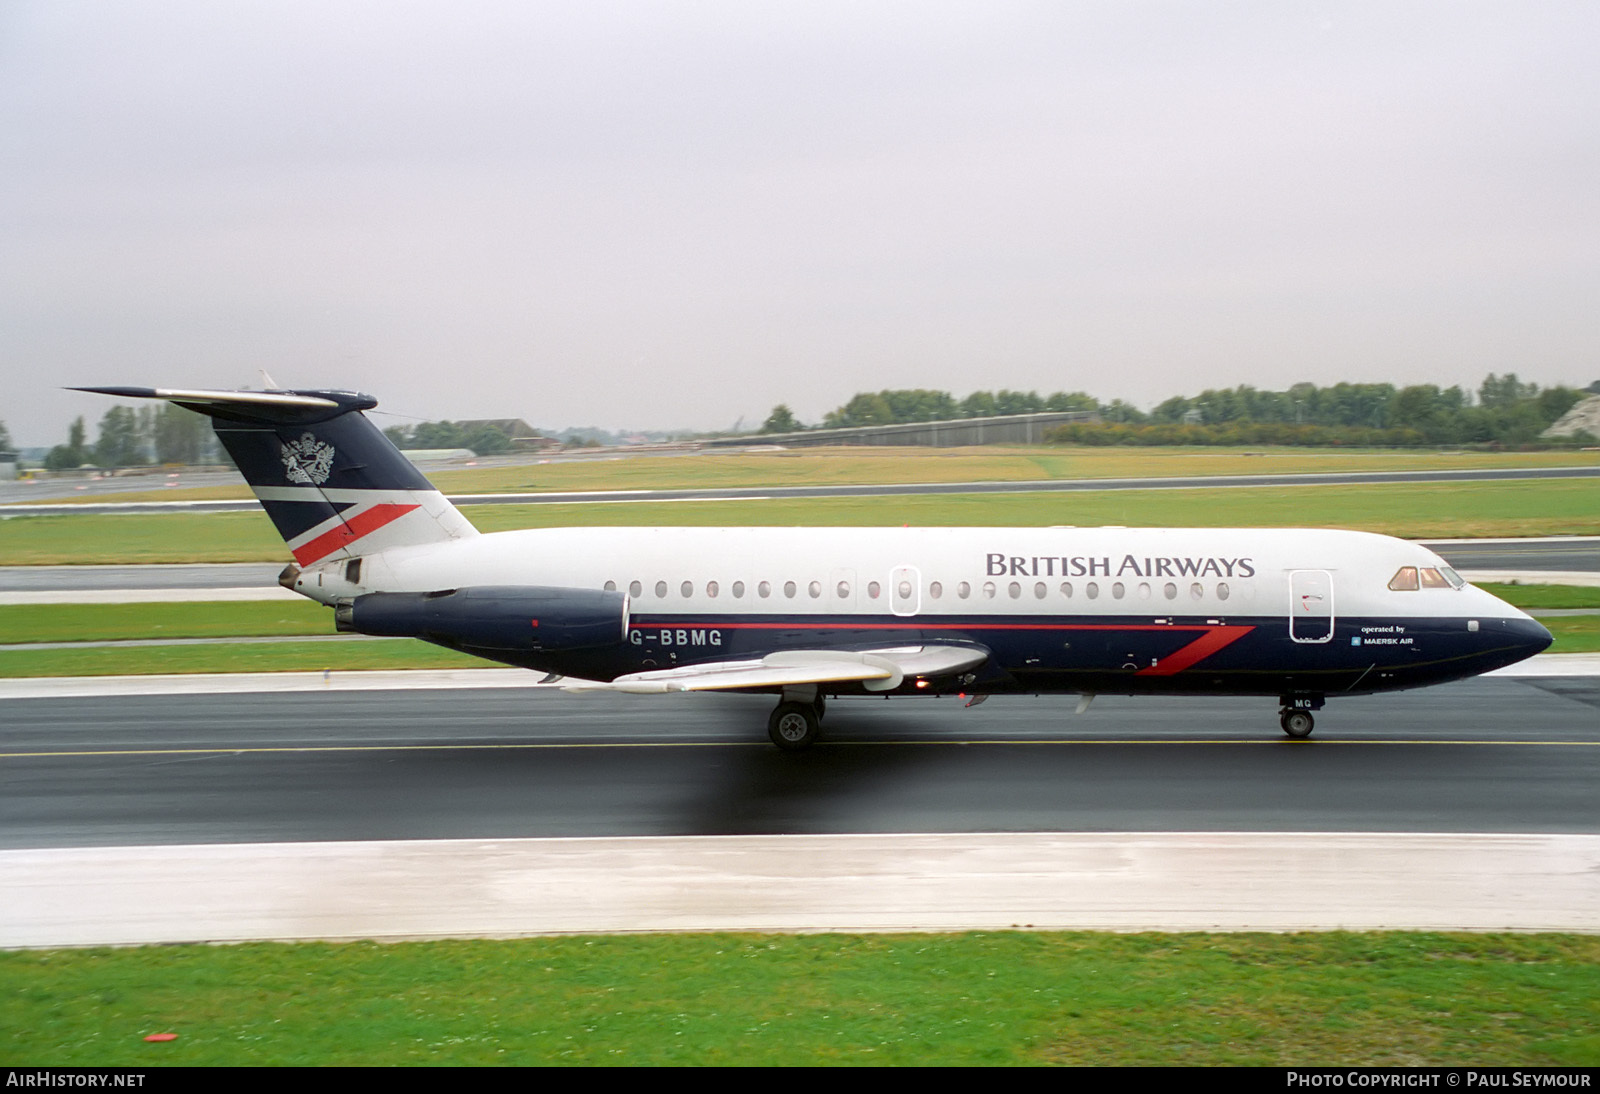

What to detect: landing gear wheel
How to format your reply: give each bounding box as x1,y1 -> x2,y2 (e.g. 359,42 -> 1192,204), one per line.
769,701 -> 821,751
1280,710 -> 1315,738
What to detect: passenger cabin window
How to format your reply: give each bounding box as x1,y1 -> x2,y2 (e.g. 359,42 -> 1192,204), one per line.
867,581 -> 881,599
604,580 -> 616,592
629,580 -> 642,598
732,581 -> 745,597
655,580 -> 668,598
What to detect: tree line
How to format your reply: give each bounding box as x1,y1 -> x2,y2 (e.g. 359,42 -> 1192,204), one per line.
381,421 -> 514,456
10,372 -> 1595,470
36,405 -> 218,470
763,375 -> 1597,447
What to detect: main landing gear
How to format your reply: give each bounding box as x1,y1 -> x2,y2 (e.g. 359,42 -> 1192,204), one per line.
1278,695 -> 1324,739
768,696 -> 825,751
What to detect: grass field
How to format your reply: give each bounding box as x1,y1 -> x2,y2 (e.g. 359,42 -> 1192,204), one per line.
24,444 -> 1600,505
0,640 -> 488,677
3,478 -> 1597,565
3,932 -> 1595,1066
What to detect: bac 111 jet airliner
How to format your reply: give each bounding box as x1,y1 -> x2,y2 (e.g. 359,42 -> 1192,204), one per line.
76,385 -> 1552,749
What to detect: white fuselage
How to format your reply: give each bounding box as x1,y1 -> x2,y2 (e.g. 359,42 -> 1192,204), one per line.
300,524 -> 1526,629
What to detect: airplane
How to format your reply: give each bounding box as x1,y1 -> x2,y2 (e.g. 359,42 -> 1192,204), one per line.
74,385 -> 1553,749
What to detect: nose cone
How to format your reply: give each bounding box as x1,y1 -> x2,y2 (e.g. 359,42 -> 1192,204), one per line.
1507,614 -> 1554,657
1477,609 -> 1553,672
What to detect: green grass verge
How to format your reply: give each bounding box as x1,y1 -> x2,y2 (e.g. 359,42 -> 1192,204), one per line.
3,932 -> 1596,1066
0,640 -> 489,678
1538,618 -> 1600,653
28,444 -> 1600,504
3,478 -> 1597,564
0,600 -> 333,643
1479,583 -> 1600,610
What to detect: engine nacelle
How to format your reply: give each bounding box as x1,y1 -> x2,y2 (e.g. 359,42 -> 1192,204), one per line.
336,585 -> 629,652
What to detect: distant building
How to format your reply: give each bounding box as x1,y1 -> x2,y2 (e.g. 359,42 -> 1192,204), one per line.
400,448 -> 478,464
1541,395 -> 1600,440
0,451 -> 16,481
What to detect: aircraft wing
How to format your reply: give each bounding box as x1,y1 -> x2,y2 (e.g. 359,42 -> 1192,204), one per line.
561,644 -> 989,695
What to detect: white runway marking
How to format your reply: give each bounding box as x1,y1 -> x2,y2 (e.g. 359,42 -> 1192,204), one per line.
4,832 -> 1596,947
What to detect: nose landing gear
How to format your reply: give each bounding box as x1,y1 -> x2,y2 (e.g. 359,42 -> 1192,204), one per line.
1278,694 -> 1324,739
1279,709 -> 1315,738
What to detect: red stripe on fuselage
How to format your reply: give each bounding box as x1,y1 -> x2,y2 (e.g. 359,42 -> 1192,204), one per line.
1133,624 -> 1254,675
290,503 -> 420,565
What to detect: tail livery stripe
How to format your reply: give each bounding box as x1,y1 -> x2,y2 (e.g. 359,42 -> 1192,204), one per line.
70,387 -> 479,561
290,503 -> 421,566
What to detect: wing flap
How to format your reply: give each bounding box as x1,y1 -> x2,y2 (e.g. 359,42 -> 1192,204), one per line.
562,643 -> 989,695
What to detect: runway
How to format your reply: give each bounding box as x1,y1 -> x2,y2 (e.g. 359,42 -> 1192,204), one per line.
3,676 -> 1598,945
5,677 -> 1596,850
1,522 -> 1594,943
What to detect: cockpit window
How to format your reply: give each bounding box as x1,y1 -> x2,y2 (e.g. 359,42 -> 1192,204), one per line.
1389,565 -> 1462,591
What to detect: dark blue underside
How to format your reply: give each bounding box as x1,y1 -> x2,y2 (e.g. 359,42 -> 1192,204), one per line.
432,611 -> 1552,699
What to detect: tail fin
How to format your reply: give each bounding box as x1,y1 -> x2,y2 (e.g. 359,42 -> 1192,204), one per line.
72,386 -> 478,567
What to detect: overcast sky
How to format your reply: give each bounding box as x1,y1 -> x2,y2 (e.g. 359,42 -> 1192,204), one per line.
3,1 -> 1597,445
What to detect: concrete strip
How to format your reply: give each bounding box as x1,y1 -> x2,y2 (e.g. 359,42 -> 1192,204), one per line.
1422,536 -> 1600,546
1460,570 -> 1600,588
0,586 -> 298,605
3,832 -> 1595,947
1486,653 -> 1600,676
0,668 -> 540,700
